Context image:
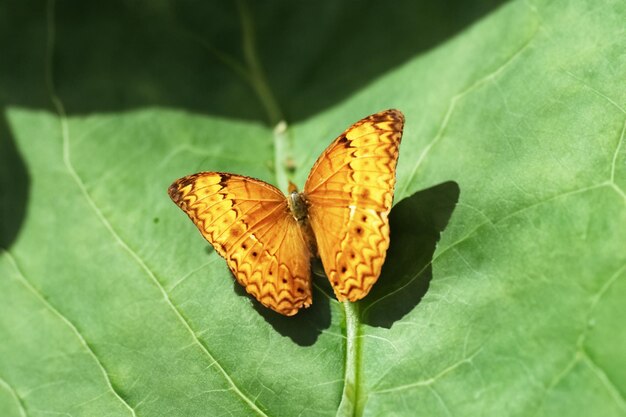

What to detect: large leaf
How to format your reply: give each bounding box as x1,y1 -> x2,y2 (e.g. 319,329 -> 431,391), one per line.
1,0 -> 625,416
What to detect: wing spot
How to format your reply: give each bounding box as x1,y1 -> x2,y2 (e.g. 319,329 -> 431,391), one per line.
361,215 -> 367,222
252,251 -> 258,257
297,287 -> 304,294
282,278 -> 287,283
356,227 -> 363,235
241,243 -> 248,249
218,174 -> 231,187
341,266 -> 347,273
361,189 -> 370,199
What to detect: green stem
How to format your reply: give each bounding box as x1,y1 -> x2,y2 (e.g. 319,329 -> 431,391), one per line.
272,120 -> 291,194
236,0 -> 293,192
337,301 -> 363,417
237,0 -> 283,126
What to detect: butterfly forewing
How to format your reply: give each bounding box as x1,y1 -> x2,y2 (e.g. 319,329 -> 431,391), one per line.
168,172 -> 312,316
304,109 -> 404,302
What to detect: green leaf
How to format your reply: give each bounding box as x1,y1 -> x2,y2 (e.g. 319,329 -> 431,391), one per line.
1,0 -> 625,416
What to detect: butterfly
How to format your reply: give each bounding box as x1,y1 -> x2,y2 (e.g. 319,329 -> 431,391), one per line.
168,109 -> 404,316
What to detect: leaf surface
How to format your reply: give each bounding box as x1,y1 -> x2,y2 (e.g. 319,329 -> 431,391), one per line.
1,0 -> 625,416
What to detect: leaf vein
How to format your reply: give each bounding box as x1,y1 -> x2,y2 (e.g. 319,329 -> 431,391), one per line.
0,373 -> 28,417
580,351 -> 626,412
363,182 -> 608,317
371,347 -> 482,395
3,251 -> 136,417
609,117 -> 626,196
60,123 -> 269,416
400,24 -> 539,197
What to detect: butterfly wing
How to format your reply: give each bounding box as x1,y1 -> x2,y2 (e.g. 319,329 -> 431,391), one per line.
304,109 -> 404,302
168,172 -> 311,316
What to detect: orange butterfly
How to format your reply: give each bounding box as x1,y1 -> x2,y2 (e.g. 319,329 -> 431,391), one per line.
168,109 -> 404,316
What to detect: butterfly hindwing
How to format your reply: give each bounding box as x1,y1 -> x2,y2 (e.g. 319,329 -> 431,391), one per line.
168,172 -> 312,316
304,109 -> 404,302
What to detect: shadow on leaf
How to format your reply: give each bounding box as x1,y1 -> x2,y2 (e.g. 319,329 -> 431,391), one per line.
233,275 -> 331,346
0,114 -> 29,250
361,181 -> 460,328
1,0 -> 506,124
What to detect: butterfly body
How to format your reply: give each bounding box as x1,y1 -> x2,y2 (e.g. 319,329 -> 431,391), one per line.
168,109 -> 404,315
287,190 -> 308,222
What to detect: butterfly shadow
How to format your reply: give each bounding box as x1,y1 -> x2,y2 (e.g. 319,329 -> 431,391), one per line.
231,181 -> 459,342
0,113 -> 29,250
232,275 -> 332,346
360,181 -> 460,328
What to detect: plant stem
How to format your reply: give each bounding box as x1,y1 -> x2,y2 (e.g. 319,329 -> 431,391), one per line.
237,0 -> 283,126
337,301 -> 363,417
